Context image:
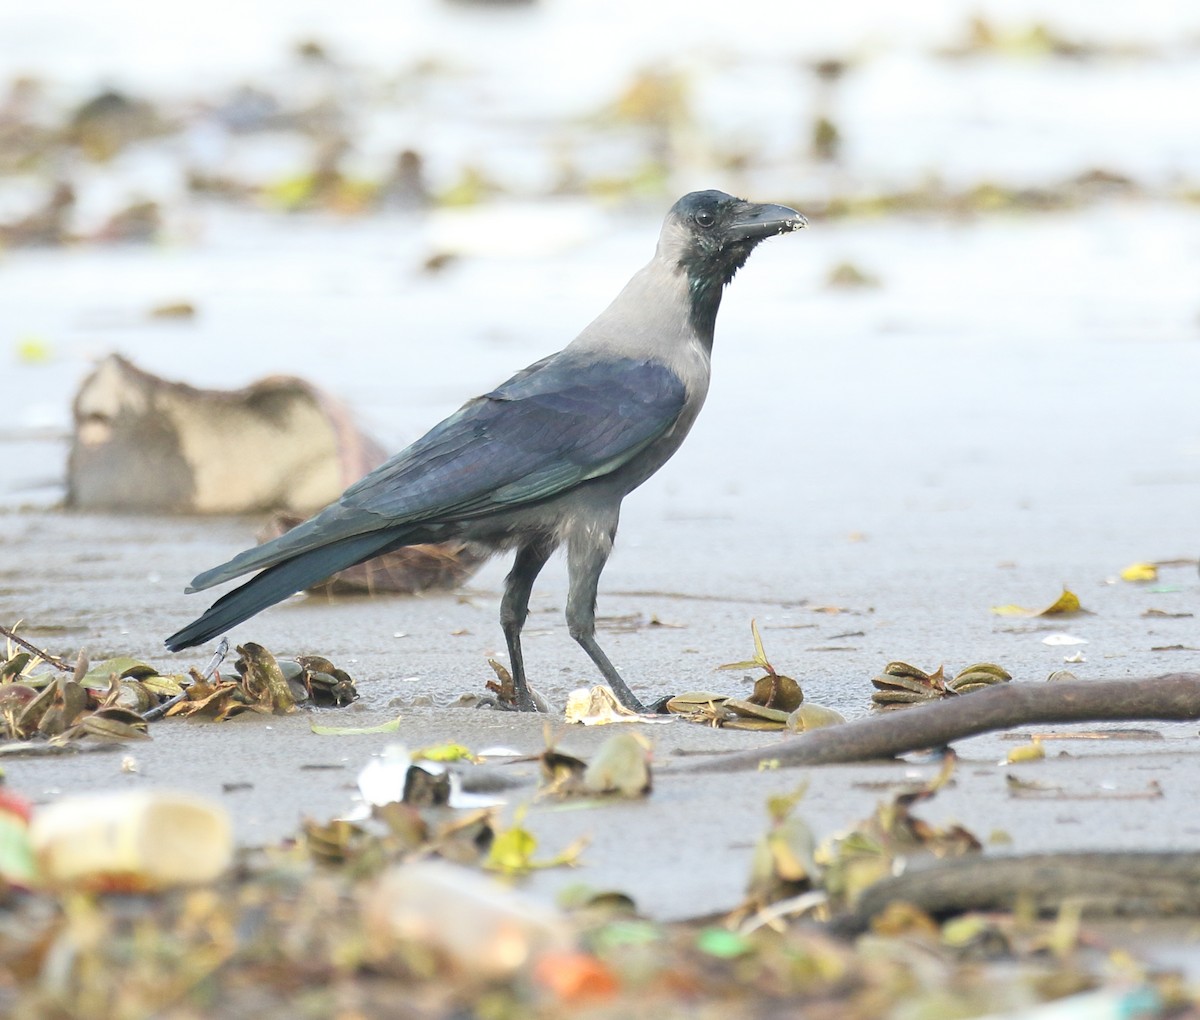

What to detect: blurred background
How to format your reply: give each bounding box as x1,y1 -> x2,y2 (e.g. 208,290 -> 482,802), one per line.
1,0 -> 1197,693
3,0 -> 1198,491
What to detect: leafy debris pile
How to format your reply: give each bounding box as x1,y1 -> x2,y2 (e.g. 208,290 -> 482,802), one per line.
0,748 -> 1191,1018
0,625 -> 358,751
164,643 -> 358,721
663,621 -> 846,732
870,660 -> 1012,709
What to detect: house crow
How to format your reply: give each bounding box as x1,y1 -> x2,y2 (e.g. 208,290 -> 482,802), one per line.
166,190 -> 806,711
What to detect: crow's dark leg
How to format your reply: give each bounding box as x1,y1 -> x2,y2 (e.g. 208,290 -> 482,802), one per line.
564,512 -> 647,713
500,538 -> 554,711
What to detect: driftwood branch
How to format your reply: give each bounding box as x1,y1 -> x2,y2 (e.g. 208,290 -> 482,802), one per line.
836,851 -> 1200,933
678,673 -> 1200,773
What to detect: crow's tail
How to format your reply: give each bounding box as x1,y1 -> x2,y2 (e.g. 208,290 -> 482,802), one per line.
165,532 -> 400,651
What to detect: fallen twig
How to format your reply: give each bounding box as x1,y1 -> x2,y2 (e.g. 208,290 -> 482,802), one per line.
678,673 -> 1200,772
0,623 -> 72,672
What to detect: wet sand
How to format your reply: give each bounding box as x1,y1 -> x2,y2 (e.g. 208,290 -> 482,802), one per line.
2,204 -> 1199,933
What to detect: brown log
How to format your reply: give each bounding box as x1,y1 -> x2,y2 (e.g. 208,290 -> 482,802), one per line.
836,851 -> 1200,932
678,674 -> 1200,773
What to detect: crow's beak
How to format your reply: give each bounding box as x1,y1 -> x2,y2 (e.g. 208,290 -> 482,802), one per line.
732,202 -> 807,241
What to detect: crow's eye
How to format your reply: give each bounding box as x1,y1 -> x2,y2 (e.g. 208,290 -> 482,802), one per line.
695,209 -> 716,228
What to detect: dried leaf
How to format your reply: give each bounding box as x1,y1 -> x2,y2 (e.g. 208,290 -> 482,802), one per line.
310,717 -> 403,736
164,679 -> 239,718
485,807 -> 587,874
665,692 -> 728,712
871,901 -> 941,939
871,662 -> 946,708
236,643 -> 296,714
540,747 -> 589,794
112,681 -> 154,713
302,817 -> 369,866
486,824 -> 538,872
747,673 -> 803,712
1005,739 -> 1046,764
787,703 -> 846,732
744,791 -> 819,912
816,754 -> 981,910
0,685 -> 40,726
992,587 -> 1086,617
717,619 -> 776,674
723,717 -> 789,731
139,674 -> 186,697
73,708 -> 151,742
15,680 -> 59,735
78,657 -> 153,691
429,808 -> 494,865
292,655 -> 359,705
716,659 -> 761,673
37,680 -> 89,738
1120,562 -> 1158,583
582,732 -> 652,797
565,685 -> 647,725
485,657 -> 517,705
0,652 -> 34,680
750,619 -> 770,671
725,699 -> 790,725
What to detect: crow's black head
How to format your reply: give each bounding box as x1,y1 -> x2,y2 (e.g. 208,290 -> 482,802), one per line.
662,190 -> 806,342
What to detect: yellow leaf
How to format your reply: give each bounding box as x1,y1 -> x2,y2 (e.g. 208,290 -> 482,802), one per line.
991,587 -> 1085,617
717,619 -> 775,673
1040,589 -> 1082,615
1120,562 -> 1158,583
484,806 -> 587,874
750,619 -> 768,668
1006,739 -> 1045,764
413,743 -> 476,763
487,824 -> 538,873
262,175 -> 315,209
15,335 -> 53,364
309,716 -> 402,736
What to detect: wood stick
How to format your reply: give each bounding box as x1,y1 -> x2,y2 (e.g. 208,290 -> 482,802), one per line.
0,623 -> 72,672
835,851 -> 1200,932
677,673 -> 1200,772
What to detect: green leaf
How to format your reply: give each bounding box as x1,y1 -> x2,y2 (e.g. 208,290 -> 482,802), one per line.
79,657 -> 153,691
750,619 -> 769,669
0,811 -> 36,886
309,716 -> 402,736
696,927 -> 752,959
717,619 -> 776,674
485,806 -> 587,874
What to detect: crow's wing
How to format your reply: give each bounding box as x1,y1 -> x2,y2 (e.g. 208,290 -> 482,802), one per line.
188,356 -> 686,591
345,356 -> 687,517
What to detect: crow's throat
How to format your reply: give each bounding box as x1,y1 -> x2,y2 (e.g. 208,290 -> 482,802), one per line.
682,245 -> 753,347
